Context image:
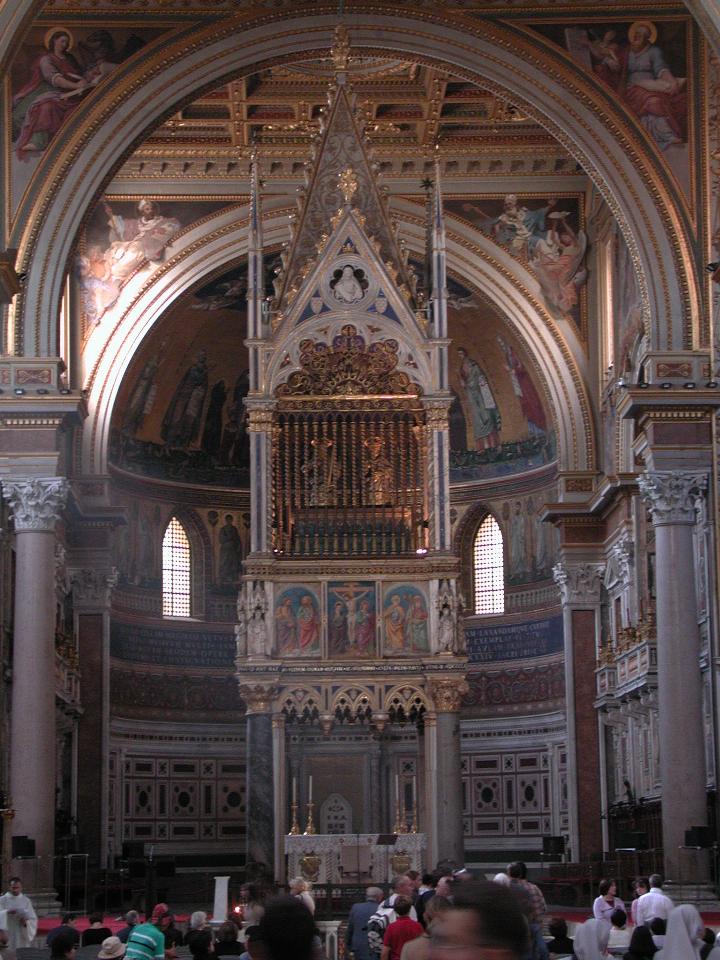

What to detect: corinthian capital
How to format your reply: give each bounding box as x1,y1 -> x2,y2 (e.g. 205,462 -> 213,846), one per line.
638,471 -> 707,525
552,561 -> 604,605
239,683 -> 278,715
70,567 -> 118,609
3,477 -> 69,531
430,677 -> 468,713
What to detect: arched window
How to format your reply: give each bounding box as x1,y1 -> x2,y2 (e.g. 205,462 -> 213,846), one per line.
162,517 -> 192,618
473,515 -> 504,615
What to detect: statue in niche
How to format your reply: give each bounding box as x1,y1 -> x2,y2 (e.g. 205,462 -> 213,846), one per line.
437,578 -> 461,654
247,581 -> 269,658
363,435 -> 394,506
330,264 -> 367,304
302,438 -> 341,506
234,590 -> 247,660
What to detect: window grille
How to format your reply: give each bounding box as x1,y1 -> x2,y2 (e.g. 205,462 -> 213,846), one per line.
162,517 -> 191,617
473,515 -> 504,614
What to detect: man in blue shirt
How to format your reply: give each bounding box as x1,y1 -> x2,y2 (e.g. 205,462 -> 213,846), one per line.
346,887 -> 384,960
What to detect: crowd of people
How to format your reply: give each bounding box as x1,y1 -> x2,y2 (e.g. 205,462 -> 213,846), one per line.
0,868 -> 719,960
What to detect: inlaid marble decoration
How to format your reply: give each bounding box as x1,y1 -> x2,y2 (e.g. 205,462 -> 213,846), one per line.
273,584 -> 322,658
381,583 -> 429,656
327,581 -> 377,658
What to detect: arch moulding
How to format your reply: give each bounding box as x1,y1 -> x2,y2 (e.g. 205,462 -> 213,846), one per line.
7,6 -> 695,359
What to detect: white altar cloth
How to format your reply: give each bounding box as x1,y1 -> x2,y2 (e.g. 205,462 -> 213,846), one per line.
285,833 -> 425,884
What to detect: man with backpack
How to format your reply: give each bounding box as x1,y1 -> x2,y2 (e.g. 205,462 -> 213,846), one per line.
367,877 -> 418,958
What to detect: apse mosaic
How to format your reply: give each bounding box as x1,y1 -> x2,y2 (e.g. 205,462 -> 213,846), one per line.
528,17 -> 691,196
9,25 -> 167,212
444,195 -> 587,330
446,276 -> 556,484
109,282 -> 251,488
111,259 -> 555,488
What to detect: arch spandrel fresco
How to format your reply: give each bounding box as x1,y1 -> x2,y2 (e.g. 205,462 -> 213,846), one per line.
9,24 -> 169,216
75,197 -> 241,338
526,17 -> 693,200
444,194 -> 587,333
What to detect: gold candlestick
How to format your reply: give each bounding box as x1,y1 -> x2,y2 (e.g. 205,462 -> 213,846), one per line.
410,805 -> 418,834
304,800 -> 316,835
289,801 -> 300,835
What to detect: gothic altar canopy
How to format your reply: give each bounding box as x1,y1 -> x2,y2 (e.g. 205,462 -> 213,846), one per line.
234,28 -> 468,876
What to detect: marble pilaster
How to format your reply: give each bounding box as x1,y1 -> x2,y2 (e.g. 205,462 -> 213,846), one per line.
272,713 -> 286,883
638,470 -> 709,881
553,560 -> 604,862
428,677 -> 467,866
2,478 -> 68,881
240,684 -> 278,874
70,566 -> 117,867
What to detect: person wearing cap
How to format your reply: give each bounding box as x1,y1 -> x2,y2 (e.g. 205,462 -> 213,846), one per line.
125,910 -> 165,960
98,937 -> 126,960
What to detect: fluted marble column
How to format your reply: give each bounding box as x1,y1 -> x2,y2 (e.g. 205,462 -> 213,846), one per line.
240,684 -> 277,875
429,678 -> 467,866
2,478 -> 68,879
638,470 -> 709,880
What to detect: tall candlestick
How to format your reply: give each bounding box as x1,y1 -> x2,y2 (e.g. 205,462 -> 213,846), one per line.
395,773 -> 399,807
412,776 -> 416,807
308,775 -> 313,804
292,777 -> 297,805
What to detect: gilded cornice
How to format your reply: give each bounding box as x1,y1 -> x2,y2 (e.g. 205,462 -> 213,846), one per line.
11,2 -> 695,358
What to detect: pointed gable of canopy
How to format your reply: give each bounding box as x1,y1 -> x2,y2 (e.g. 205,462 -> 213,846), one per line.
273,28 -> 418,318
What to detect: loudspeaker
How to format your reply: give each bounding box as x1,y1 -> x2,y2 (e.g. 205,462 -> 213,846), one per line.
542,836 -> 565,857
615,831 -> 648,851
685,826 -> 714,848
11,836 -> 35,858
122,841 -> 145,860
